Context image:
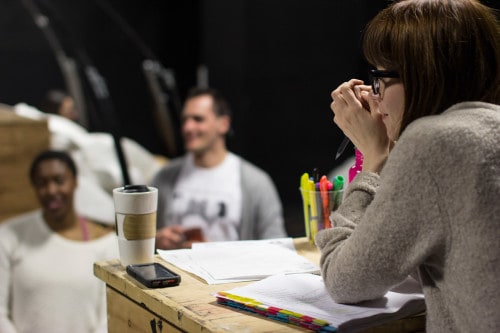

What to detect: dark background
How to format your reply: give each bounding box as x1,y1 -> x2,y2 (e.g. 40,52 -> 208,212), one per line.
1,0 -> 499,236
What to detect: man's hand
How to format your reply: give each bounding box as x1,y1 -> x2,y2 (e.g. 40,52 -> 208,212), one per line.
155,225 -> 207,249
155,225 -> 186,250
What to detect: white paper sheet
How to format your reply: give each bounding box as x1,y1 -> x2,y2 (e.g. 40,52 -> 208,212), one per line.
158,238 -> 320,284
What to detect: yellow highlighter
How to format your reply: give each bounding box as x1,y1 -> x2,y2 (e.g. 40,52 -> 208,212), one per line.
300,173 -> 311,240
307,178 -> 319,244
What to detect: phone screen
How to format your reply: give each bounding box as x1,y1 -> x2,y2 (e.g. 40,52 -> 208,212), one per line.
127,263 -> 181,288
135,263 -> 175,279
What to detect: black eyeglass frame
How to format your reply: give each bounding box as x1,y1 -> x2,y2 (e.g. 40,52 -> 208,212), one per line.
369,69 -> 400,95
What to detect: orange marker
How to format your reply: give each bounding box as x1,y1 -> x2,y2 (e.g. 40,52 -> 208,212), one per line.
319,176 -> 331,229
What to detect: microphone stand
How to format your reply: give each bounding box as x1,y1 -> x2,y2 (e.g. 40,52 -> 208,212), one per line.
21,0 -> 88,128
21,0 -> 131,186
95,0 -> 182,157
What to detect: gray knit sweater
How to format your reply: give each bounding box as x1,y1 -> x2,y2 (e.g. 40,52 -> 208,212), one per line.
316,102 -> 500,332
152,154 -> 287,240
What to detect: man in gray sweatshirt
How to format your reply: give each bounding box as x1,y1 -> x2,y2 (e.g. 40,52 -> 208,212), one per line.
153,87 -> 286,249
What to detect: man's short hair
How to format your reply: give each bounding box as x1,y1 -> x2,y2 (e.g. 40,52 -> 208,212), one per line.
185,87 -> 232,118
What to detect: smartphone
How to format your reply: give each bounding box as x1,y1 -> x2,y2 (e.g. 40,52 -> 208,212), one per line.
126,263 -> 181,288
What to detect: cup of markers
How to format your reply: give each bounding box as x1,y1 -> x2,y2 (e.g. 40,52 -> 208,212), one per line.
299,173 -> 344,244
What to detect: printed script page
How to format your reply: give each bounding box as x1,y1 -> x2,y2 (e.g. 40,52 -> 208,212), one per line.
218,273 -> 425,328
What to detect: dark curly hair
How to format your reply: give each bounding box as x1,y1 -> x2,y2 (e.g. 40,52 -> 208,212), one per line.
29,150 -> 77,184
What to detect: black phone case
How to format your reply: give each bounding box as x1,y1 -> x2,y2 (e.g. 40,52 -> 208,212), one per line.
126,263 -> 181,288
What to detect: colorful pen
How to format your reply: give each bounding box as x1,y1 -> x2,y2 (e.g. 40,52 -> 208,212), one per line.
333,175 -> 345,211
333,175 -> 345,191
307,178 -> 319,242
319,176 -> 331,229
300,173 -> 311,240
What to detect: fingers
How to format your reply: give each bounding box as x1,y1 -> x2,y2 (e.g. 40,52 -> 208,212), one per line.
354,85 -> 372,110
155,226 -> 186,250
331,79 -> 368,128
353,84 -> 371,100
331,79 -> 364,107
330,79 -> 382,150
361,91 -> 377,114
331,80 -> 368,120
331,79 -> 364,101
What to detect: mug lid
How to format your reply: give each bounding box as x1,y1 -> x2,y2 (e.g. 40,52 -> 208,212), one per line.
123,185 -> 149,193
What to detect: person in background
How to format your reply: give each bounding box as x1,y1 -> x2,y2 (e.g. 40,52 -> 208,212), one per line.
316,0 -> 500,332
0,150 -> 117,333
153,87 -> 286,249
38,89 -> 80,123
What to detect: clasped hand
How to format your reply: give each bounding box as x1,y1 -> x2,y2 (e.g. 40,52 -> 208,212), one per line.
331,79 -> 392,174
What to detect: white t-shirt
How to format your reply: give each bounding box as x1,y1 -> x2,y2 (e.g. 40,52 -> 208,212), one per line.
171,153 -> 242,241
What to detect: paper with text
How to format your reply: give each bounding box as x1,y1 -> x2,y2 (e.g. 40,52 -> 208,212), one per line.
158,238 -> 320,284
216,274 -> 425,332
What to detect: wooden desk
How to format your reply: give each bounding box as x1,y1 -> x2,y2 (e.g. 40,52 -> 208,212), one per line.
94,238 -> 425,333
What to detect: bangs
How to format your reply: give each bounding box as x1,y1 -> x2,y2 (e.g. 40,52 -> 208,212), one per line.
362,9 -> 399,70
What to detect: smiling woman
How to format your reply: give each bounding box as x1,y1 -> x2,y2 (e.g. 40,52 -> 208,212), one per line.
0,149 -> 119,333
29,150 -> 113,240
30,151 -> 78,231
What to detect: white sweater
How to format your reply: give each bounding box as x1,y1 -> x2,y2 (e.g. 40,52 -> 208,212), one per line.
0,210 -> 118,333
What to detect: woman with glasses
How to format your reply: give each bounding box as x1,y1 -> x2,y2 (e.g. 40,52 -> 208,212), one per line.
316,0 -> 500,332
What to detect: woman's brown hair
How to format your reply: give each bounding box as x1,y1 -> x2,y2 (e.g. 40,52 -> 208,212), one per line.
362,0 -> 500,136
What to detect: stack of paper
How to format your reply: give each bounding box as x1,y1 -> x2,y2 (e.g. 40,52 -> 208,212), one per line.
158,238 -> 319,284
215,274 -> 425,333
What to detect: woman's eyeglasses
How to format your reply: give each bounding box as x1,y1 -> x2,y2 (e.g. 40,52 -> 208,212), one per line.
370,69 -> 399,95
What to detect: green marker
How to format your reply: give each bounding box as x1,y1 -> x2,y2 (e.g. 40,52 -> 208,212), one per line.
333,175 -> 345,211
333,175 -> 345,191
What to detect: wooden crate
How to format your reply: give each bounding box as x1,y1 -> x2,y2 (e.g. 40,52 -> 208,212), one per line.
0,105 -> 50,222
